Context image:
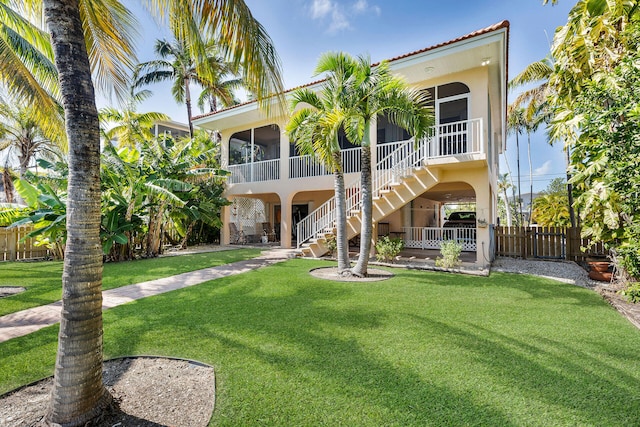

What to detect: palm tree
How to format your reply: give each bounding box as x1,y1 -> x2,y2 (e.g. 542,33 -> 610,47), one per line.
0,3 -> 64,140
497,173 -> 513,226
507,106 -> 525,225
42,2 -> 119,424
9,1 -> 285,425
0,99 -> 62,177
195,47 -> 242,113
286,53 -> 356,273
134,37 -> 244,137
331,54 -> 432,277
99,89 -> 170,148
134,38 -> 201,137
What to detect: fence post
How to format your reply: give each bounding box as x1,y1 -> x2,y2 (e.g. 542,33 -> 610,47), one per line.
8,227 -> 17,261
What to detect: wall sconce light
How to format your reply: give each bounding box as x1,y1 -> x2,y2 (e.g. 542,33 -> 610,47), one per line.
481,57 -> 491,66
477,218 -> 488,228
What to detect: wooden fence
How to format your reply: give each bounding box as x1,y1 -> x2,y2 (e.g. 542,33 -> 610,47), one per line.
0,226 -> 50,261
494,226 -> 606,261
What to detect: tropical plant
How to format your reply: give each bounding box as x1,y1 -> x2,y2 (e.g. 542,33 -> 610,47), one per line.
497,173 -> 514,226
0,2 -> 64,140
0,98 -> 62,177
323,53 -> 432,277
532,193 -> 571,227
9,177 -> 67,259
195,46 -> 243,113
1,1 -> 284,425
99,89 -> 170,148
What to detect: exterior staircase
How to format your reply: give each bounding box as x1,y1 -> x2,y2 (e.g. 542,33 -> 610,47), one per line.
296,136 -> 441,257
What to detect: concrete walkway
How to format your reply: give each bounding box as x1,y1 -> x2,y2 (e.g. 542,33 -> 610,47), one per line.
0,248 -> 297,343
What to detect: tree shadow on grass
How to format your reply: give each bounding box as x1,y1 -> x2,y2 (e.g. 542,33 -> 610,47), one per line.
407,314 -> 640,426
99,260 -> 639,425
104,262 -> 518,426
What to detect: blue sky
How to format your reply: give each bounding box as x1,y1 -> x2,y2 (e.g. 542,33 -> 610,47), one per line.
127,0 -> 576,193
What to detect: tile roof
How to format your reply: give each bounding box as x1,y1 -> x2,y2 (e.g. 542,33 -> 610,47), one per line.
192,20 -> 509,121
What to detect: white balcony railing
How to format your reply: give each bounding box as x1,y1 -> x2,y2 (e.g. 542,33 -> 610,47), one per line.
402,227 -> 477,251
229,118 -> 483,184
289,147 -> 361,179
227,158 -> 280,184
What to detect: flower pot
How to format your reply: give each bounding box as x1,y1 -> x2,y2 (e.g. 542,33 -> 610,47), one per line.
589,270 -> 612,282
588,261 -> 611,273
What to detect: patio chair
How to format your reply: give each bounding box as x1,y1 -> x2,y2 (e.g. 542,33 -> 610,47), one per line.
229,222 -> 245,244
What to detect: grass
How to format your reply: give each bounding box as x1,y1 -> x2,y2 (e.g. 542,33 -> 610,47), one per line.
0,248 -> 261,316
1,259 -> 640,426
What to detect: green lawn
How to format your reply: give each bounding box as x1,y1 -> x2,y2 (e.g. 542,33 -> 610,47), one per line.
0,248 -> 261,316
2,259 -> 639,426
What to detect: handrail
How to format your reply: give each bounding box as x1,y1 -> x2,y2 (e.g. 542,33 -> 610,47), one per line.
296,118 -> 483,248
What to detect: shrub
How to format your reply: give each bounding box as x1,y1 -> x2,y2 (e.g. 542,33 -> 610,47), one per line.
325,234 -> 337,258
619,283 -> 640,304
435,240 -> 462,268
375,236 -> 404,263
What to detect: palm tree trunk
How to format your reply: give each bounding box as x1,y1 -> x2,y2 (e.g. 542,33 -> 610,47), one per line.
352,143 -> 372,277
333,152 -> 350,272
527,131 -> 533,226
516,132 -> 523,225
2,168 -> 14,203
566,146 -> 576,228
501,188 -> 512,226
185,76 -> 194,138
44,0 -> 111,425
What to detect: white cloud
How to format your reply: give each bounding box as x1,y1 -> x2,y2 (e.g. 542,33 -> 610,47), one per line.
533,160 -> 552,176
352,0 -> 381,16
328,9 -> 351,33
308,0 -> 380,34
311,0 -> 333,19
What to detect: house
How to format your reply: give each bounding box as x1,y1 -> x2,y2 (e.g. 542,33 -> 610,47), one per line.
193,21 -> 509,269
152,120 -> 190,140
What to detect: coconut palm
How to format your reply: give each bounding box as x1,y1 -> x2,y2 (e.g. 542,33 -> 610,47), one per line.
0,2 -> 63,139
330,53 -> 432,277
0,99 -> 62,177
5,1 -> 285,425
134,38 -> 202,137
507,106 -> 525,225
134,37 -> 244,137
99,89 -> 170,148
286,53 -> 358,273
196,47 -> 242,113
497,173 -> 513,226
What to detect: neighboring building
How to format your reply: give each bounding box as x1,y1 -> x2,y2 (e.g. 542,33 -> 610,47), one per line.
152,120 -> 190,140
193,21 -> 509,268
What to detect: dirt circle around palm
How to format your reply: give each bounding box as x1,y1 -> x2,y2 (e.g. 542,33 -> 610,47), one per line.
0,356 -> 215,427
310,267 -> 394,282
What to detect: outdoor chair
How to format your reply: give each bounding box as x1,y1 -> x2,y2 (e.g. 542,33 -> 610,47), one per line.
229,222 -> 245,244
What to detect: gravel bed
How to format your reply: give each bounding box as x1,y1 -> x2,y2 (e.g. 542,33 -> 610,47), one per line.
491,257 -> 603,289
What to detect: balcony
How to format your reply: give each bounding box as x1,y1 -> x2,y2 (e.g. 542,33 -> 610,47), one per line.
226,118 -> 483,185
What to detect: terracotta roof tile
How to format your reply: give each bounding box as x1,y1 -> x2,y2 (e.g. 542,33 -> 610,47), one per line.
193,20 -> 509,121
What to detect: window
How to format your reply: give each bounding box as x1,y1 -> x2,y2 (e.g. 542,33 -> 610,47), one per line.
230,125 -> 280,165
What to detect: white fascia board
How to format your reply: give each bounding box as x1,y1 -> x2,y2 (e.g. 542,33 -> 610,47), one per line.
387,30 -> 507,73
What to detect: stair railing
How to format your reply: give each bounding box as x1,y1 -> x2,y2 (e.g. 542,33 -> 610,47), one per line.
297,135 -> 429,248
